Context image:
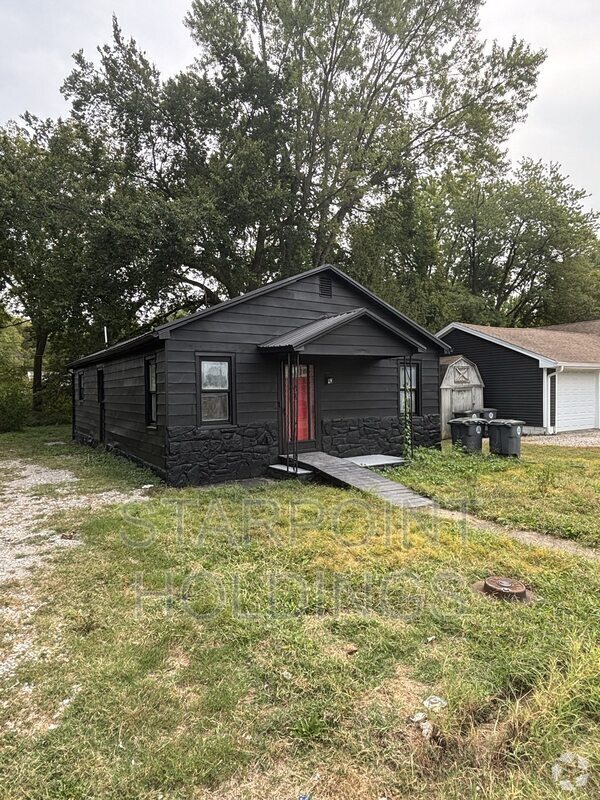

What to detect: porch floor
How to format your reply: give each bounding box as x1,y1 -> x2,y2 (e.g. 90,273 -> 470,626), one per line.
344,454 -> 406,468
290,451 -> 432,509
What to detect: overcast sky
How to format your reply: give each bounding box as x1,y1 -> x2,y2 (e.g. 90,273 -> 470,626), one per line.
1,0 -> 598,210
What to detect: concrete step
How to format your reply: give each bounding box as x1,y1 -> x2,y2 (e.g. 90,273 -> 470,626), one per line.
268,463 -> 313,481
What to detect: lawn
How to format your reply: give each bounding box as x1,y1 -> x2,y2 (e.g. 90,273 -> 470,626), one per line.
0,428 -> 599,799
393,442 -> 600,548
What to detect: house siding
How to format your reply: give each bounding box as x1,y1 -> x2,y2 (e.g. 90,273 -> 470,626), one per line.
165,272 -> 441,484
441,329 -> 544,426
73,269 -> 443,485
73,346 -> 166,475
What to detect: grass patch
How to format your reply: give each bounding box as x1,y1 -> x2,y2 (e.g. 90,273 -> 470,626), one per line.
0,424 -> 160,494
1,427 -> 599,798
391,443 -> 600,547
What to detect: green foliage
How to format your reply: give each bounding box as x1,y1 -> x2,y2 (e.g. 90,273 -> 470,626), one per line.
0,312 -> 30,431
62,5 -> 544,293
0,382 -> 29,432
347,161 -> 600,329
28,376 -> 71,426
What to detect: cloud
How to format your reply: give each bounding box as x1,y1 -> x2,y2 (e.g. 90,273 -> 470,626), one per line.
480,0 -> 600,210
0,0 -> 194,122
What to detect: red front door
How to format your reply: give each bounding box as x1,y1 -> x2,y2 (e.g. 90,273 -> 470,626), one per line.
283,362 -> 316,447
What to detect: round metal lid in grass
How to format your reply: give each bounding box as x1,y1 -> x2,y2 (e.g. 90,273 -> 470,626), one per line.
472,575 -> 533,603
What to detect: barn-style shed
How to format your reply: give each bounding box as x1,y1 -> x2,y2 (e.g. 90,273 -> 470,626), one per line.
440,354 -> 484,438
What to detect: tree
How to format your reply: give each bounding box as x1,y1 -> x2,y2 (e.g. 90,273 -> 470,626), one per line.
63,4 -> 544,297
0,308 -> 30,431
345,170 -> 495,330
0,118 -> 177,409
429,160 -> 600,325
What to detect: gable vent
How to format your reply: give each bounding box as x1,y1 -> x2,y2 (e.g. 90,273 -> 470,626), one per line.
319,273 -> 333,297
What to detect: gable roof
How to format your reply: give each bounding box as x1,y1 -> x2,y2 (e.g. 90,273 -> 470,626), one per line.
544,319 -> 600,336
70,264 -> 450,367
258,307 -> 426,352
437,322 -> 600,367
439,353 -> 483,385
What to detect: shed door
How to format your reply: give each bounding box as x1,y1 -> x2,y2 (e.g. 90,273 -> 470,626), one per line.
556,371 -> 598,431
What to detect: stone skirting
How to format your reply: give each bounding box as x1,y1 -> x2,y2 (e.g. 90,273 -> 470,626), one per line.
166,423 -> 280,486
159,415 -> 441,486
320,414 -> 441,457
413,414 -> 442,448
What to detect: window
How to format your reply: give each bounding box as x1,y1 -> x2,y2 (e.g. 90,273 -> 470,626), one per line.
197,356 -> 233,425
97,368 -> 104,403
77,372 -> 85,401
145,356 -> 158,426
399,363 -> 420,415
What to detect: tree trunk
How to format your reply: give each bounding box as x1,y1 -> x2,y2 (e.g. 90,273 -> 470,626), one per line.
32,330 -> 48,412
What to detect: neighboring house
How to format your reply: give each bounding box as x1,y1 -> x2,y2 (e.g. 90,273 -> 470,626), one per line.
69,265 -> 449,484
438,321 -> 600,434
439,355 -> 484,439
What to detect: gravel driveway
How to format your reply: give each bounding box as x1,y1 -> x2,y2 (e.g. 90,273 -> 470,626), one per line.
526,430 -> 600,447
0,459 -> 149,683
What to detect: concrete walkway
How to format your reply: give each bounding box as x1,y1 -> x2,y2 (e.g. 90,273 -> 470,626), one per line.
294,451 -> 433,509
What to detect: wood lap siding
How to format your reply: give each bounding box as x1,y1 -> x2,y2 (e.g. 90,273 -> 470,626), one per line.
166,272 -> 441,427
441,329 -> 543,426
73,348 -> 166,470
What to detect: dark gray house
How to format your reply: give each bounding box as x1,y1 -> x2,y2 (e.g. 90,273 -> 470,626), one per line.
70,265 -> 449,485
438,321 -> 600,433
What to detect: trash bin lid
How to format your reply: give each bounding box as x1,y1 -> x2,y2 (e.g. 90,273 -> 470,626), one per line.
450,417 -> 487,425
488,419 -> 526,427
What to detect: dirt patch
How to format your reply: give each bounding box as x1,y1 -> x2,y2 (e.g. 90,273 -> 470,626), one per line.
436,508 -> 600,562
363,664 -> 430,714
194,760 -> 385,800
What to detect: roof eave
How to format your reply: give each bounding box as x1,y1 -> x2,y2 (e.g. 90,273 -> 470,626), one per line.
556,362 -> 600,369
67,331 -> 160,369
437,323 -> 557,368
157,264 -> 447,352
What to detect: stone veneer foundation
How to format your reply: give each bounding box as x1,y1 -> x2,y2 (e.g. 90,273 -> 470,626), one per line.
165,415 -> 440,485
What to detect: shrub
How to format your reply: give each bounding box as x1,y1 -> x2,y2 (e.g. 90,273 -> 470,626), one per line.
0,381 -> 30,432
28,380 -> 71,426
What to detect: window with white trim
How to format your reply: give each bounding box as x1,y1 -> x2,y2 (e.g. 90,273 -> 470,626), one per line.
197,356 -> 233,425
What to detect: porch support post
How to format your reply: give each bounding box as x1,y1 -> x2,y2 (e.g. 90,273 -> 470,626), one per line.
285,352 -> 291,472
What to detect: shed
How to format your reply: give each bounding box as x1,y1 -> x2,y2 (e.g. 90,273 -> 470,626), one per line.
440,354 -> 485,438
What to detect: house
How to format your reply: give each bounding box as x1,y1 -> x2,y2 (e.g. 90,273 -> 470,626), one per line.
69,265 -> 449,485
438,321 -> 600,433
439,355 -> 484,438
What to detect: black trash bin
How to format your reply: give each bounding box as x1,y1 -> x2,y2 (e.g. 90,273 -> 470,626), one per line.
472,408 -> 498,423
471,408 -> 498,437
488,419 -> 526,457
449,417 -> 486,453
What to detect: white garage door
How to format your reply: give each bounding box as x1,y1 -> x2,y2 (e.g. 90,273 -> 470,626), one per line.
556,371 -> 598,431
